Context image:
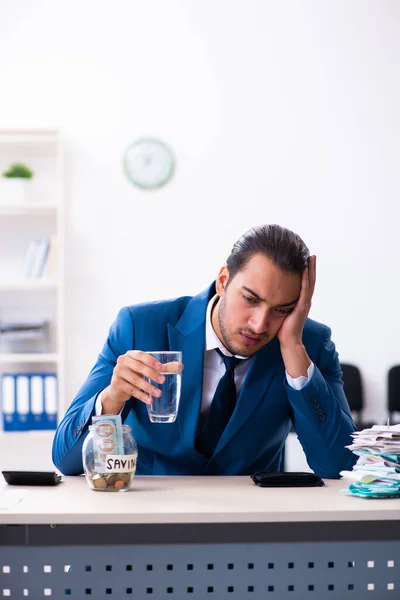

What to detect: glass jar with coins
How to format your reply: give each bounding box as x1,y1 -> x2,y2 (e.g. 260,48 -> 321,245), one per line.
82,417 -> 138,492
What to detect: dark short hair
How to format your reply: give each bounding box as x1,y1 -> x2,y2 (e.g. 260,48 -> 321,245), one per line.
226,224 -> 309,280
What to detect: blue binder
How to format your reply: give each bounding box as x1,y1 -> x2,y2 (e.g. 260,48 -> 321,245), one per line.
29,372 -> 58,431
30,373 -> 45,430
1,374 -> 17,432
43,373 -> 58,430
15,374 -> 30,431
1,372 -> 58,432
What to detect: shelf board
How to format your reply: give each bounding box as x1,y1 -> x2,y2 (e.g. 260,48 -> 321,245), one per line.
0,279 -> 58,291
0,203 -> 58,215
0,353 -> 59,363
0,130 -> 58,144
0,430 -> 56,439
0,130 -> 59,157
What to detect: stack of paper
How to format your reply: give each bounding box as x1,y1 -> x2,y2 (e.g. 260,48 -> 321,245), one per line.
0,320 -> 49,354
0,320 -> 48,340
340,424 -> 400,498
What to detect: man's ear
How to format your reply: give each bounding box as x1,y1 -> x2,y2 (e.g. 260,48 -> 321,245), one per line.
216,265 -> 230,296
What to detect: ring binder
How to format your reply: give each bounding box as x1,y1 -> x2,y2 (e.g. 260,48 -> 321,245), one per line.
1,372 -> 58,431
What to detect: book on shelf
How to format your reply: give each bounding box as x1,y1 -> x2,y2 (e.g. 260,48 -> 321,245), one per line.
23,236 -> 56,279
42,235 -> 57,279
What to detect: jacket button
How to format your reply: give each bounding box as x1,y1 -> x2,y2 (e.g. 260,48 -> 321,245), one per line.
310,394 -> 318,403
316,408 -> 324,416
313,401 -> 320,410
319,415 -> 326,422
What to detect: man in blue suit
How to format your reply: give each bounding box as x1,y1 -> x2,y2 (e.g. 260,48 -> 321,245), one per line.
53,224 -> 357,477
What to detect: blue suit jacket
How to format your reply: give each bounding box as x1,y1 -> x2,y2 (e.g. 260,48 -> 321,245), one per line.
52,283 -> 357,477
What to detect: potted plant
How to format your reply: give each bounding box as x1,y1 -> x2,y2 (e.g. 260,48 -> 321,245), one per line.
1,163 -> 34,203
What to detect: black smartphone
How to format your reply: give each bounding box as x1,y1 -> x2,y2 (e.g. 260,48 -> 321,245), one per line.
2,471 -> 62,486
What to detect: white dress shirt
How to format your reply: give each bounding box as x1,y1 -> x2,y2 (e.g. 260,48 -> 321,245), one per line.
96,295 -> 314,416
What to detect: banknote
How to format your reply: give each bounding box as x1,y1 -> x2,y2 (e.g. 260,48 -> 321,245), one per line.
91,414 -> 124,469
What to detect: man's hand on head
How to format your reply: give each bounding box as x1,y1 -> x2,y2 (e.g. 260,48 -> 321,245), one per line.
277,255 -> 316,378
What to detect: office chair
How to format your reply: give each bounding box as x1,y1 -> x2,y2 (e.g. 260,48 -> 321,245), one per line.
340,363 -> 364,428
388,365 -> 400,424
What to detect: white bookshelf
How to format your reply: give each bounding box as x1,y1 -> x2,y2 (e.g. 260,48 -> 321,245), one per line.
0,279 -> 58,291
0,130 -> 59,154
0,353 -> 59,363
0,203 -> 58,215
0,129 -> 65,433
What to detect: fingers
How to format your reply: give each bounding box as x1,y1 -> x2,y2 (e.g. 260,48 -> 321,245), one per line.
113,355 -> 162,405
297,256 -> 316,313
115,366 -> 162,398
111,372 -> 153,405
307,255 -> 317,299
111,351 -> 184,406
126,350 -> 163,375
297,265 -> 309,310
125,351 -> 184,376
160,361 -> 184,374
121,352 -> 162,382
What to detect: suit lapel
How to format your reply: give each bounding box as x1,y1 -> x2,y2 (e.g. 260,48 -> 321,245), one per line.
167,284 -> 215,451
212,336 -> 282,456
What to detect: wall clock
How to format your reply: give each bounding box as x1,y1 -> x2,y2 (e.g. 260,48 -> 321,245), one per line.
123,138 -> 175,189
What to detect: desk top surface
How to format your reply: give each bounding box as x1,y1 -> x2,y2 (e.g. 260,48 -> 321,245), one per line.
1,475 -> 400,525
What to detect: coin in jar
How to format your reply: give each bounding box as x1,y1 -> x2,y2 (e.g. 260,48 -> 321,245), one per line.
92,475 -> 107,489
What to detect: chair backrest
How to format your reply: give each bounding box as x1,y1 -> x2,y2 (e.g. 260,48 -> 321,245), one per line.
340,363 -> 363,412
388,365 -> 400,413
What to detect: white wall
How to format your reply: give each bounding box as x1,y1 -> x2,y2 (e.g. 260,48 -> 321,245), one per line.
0,0 -> 399,423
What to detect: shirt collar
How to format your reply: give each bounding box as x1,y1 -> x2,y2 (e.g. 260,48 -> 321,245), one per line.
205,294 -> 247,359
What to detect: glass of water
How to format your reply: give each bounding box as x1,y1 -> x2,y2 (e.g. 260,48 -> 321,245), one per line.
145,351 -> 182,423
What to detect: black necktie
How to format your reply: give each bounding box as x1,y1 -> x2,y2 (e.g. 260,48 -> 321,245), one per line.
196,349 -> 242,457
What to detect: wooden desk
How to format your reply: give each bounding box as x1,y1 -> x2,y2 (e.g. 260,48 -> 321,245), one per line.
1,475 -> 399,598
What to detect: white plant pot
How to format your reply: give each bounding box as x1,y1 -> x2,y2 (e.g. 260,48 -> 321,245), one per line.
0,178 -> 31,203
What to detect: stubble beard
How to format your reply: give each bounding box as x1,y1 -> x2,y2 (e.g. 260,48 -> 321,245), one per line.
217,295 -> 261,358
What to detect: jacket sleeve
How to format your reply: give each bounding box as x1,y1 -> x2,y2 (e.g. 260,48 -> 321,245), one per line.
52,307 -> 135,475
286,326 -> 358,478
